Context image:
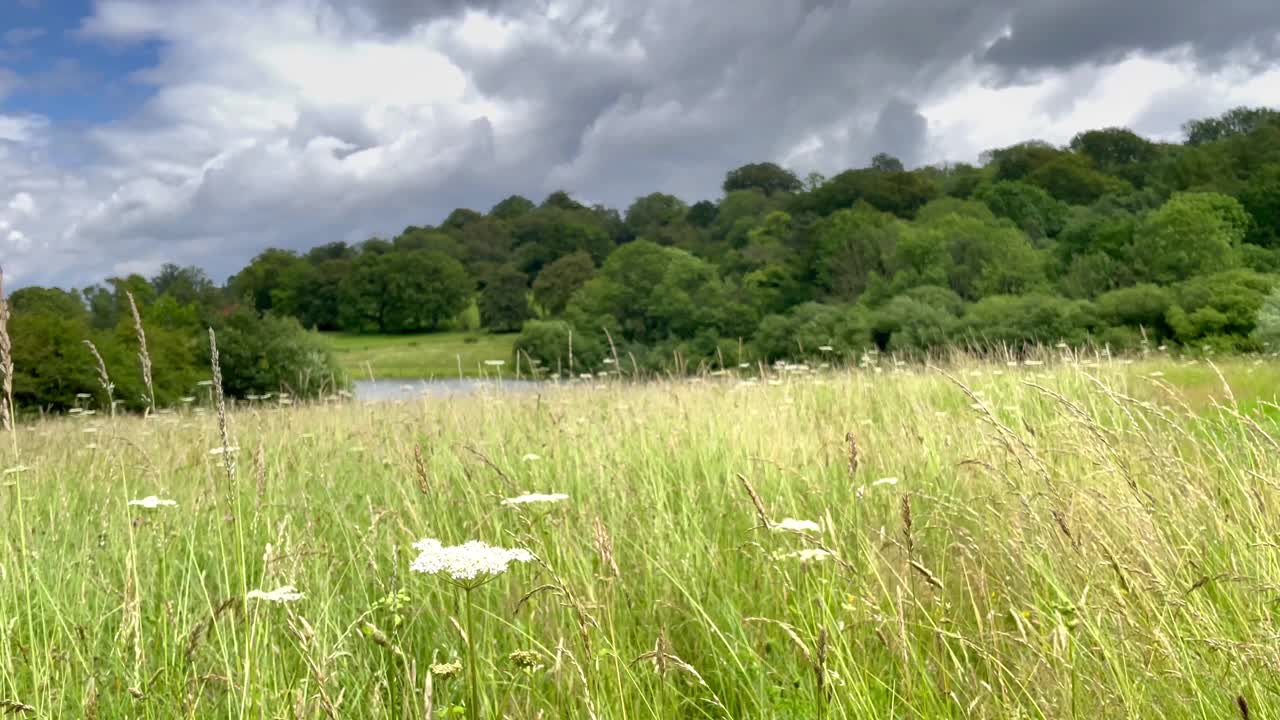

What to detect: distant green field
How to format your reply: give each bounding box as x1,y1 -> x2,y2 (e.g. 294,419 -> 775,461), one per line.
322,331 -> 518,379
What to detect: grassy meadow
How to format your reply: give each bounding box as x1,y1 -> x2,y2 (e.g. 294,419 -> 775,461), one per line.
322,331 -> 518,380
2,354 -> 1280,718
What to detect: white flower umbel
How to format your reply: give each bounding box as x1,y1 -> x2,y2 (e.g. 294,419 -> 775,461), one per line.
410,538 -> 534,589
772,518 -> 821,534
411,539 -> 535,720
501,492 -> 570,507
779,548 -> 833,564
247,585 -> 304,603
128,495 -> 178,509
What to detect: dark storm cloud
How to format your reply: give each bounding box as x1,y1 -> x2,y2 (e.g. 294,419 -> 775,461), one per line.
348,0 -> 523,31
867,99 -> 929,167
11,0 -> 1280,288
984,0 -> 1280,72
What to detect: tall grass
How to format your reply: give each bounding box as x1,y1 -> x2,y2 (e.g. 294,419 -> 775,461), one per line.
1,355 -> 1278,717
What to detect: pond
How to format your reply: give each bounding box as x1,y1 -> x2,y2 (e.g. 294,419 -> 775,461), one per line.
352,378 -> 545,401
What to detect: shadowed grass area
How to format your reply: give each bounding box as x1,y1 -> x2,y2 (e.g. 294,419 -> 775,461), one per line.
322,330 -> 518,379
1,357 -> 1278,717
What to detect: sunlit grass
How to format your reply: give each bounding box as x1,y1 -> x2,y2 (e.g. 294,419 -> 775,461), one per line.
1,356 -> 1279,717
322,330 -> 518,380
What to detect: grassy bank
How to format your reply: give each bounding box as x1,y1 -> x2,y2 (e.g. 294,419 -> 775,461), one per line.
2,357 -> 1279,717
323,330 -> 517,379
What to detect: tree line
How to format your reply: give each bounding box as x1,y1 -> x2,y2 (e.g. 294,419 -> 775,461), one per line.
5,105 -> 1280,409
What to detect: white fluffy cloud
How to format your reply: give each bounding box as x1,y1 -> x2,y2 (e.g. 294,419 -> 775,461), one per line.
2,0 -> 1279,288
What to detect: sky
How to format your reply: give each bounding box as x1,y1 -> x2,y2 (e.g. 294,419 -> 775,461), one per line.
2,0 -> 1280,290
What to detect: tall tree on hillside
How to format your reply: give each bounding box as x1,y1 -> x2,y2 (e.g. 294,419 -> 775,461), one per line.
1184,106 -> 1280,146
532,252 -> 595,316
722,162 -> 802,196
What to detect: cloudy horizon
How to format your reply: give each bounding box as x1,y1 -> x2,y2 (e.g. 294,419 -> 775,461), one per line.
2,0 -> 1280,289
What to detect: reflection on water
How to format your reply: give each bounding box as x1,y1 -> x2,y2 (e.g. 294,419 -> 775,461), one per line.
353,378 -> 544,401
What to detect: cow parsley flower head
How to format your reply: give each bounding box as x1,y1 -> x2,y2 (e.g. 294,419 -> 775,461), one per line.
247,585 -> 304,603
501,492 -> 570,507
772,518 -> 821,534
410,538 -> 534,588
780,548 -> 834,564
128,495 -> 178,509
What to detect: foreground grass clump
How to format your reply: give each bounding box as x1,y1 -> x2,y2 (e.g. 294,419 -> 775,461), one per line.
2,358 -> 1279,718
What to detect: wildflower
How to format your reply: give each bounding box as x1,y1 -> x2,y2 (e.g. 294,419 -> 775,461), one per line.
128,496 -> 177,508
521,453 -> 541,462
508,650 -> 543,670
780,548 -> 833,564
872,477 -> 899,487
431,660 -> 463,679
772,518 -> 821,534
502,492 -> 569,507
409,539 -> 533,587
246,585 -> 304,603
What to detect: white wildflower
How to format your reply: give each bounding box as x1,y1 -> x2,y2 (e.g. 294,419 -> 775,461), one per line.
772,518 -> 821,533
247,585 -> 304,603
780,548 -> 833,564
872,477 -> 899,487
521,453 -> 541,462
410,539 -> 534,586
501,492 -> 570,507
128,495 -> 178,509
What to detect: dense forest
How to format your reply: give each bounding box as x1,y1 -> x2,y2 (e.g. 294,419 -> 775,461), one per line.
5,105 -> 1280,410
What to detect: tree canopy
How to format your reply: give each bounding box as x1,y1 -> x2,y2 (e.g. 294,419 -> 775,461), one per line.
6,104 -> 1280,397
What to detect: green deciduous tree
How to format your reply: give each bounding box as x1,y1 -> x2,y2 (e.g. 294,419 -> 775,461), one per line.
974,181 -> 1069,240
810,203 -> 901,301
1133,192 -> 1250,284
478,265 -> 532,333
722,162 -> 802,196
532,252 -> 595,316
339,251 -> 473,333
